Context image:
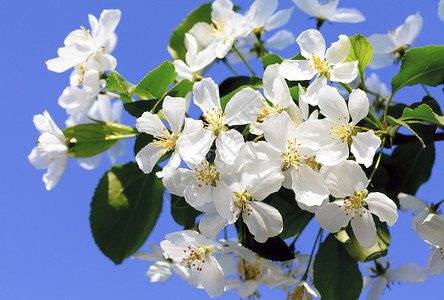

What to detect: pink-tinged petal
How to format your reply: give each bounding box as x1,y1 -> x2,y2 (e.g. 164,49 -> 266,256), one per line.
387,263 -> 427,283
330,8 -> 365,23
224,88 -> 263,125
297,29 -> 326,60
369,52 -> 395,69
315,201 -> 351,233
136,112 -> 165,136
315,142 -> 348,166
146,261 -> 172,283
135,143 -> 163,174
291,167 -> 329,210
198,212 -> 228,240
216,130 -> 244,165
329,61 -> 359,83
366,277 -> 388,300
351,131 -> 381,168
395,12 -> 423,47
193,77 -> 221,113
162,96 -> 186,135
416,214 -> 444,248
426,248 -> 444,275
317,85 -> 349,122
325,34 -> 351,65
238,280 -> 260,298
198,255 -> 225,297
266,7 -> 294,31
348,89 -> 369,126
244,201 -> 283,243
279,60 -> 317,81
263,112 -> 295,152
366,192 -> 398,226
264,30 -> 295,50
398,193 -> 428,212
351,208 -> 376,248
300,76 -> 327,106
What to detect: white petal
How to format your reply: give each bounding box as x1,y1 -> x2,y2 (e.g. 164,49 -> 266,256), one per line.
198,255 -> 225,297
135,143 -> 163,174
297,29 -> 326,60
330,8 -> 365,23
351,131 -> 381,168
43,157 -> 68,191
133,251 -> 160,262
248,0 -> 278,28
279,60 -> 317,81
317,85 -> 349,122
162,96 -> 186,135
294,119 -> 334,150
238,280 -> 260,298
387,263 -> 427,283
136,112 -> 165,136
395,12 -> 423,47
178,119 -> 215,166
28,147 -> 51,170
416,214 -> 444,247
243,201 -> 283,243
366,277 -> 388,300
224,88 -> 263,125
325,160 -> 368,197
325,34 -> 351,65
263,64 -> 291,109
398,193 -> 427,212
315,201 -> 351,233
411,208 -> 430,232
351,208 -> 376,248
439,0 -> 444,22
266,7 -> 294,31
369,52 -> 395,69
329,61 -> 359,83
107,140 -> 125,165
368,34 -> 397,54
265,30 -> 295,50
247,166 -> 284,200
199,212 -> 228,240
213,181 -> 236,221
300,76 -> 327,106
426,247 -> 444,275
193,77 -> 221,113
263,112 -> 295,152
348,89 -> 369,126
45,57 -> 76,73
291,167 -> 329,210
92,9 -> 121,47
316,142 -> 349,167
217,254 -> 238,276
216,130 -> 244,165
146,261 -> 172,282
366,192 -> 398,226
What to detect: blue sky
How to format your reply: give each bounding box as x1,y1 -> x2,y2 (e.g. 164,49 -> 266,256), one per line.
1,0 -> 443,299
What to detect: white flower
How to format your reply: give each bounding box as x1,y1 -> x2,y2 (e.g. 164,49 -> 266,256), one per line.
246,0 -> 294,32
415,214 -> 444,275
68,95 -> 126,170
292,0 -> 365,24
315,160 -> 398,248
368,12 -> 423,69
160,230 -> 225,297
439,0 -> 444,22
279,29 -> 358,105
28,111 -> 68,191
133,243 -> 191,284
286,281 -> 321,300
398,193 -> 439,232
46,9 -> 121,83
363,259 -> 427,300
295,85 -> 381,167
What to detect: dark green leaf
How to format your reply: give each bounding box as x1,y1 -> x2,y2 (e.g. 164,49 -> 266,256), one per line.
170,195 -> 202,229
391,46 -> 444,94
106,71 -> 135,101
133,61 -> 177,99
219,76 -> 263,110
168,3 -> 213,60
336,217 -> 390,262
124,100 -> 157,118
344,34 -> 373,80
266,189 -> 313,239
90,162 -> 164,264
400,104 -> 444,126
133,133 -> 153,156
314,234 -> 363,300
236,218 -> 294,261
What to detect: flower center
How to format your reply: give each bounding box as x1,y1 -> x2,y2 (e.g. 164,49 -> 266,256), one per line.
234,191 -> 253,217
329,117 -> 352,143
203,107 -> 226,133
239,259 -> 263,281
193,159 -> 219,188
153,127 -> 178,156
208,18 -> 229,42
287,284 -> 311,300
281,138 -> 309,171
72,26 -> 91,41
257,100 -> 278,121
181,245 -> 212,271
307,52 -> 331,77
338,189 -> 368,219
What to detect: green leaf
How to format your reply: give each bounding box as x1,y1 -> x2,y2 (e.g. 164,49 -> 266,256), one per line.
219,76 -> 263,110
133,133 -> 153,156
63,123 -> 134,158
133,61 -> 177,99
391,46 -> 444,94
170,195 -> 202,229
236,217 -> 294,261
166,79 -> 194,98
387,116 -> 426,147
337,218 -> 390,262
90,162 -> 164,264
168,3 -> 213,60
344,34 -> 373,80
266,189 -> 313,239
400,104 -> 444,126
385,142 -> 435,203
106,71 -> 135,102
124,100 -> 157,118
314,234 -> 363,300
261,53 -> 283,69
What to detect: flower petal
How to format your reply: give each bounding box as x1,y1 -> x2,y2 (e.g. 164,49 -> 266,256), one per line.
199,212 -> 228,240
224,88 -> 263,125
325,34 -> 351,65
329,61 -> 359,83
136,112 -> 165,136
330,8 -> 365,23
135,143 -> 163,174
366,277 -> 388,300
198,255 -> 225,297
348,89 -> 369,126
351,131 -> 381,168
279,60 -> 317,81
315,201 -> 351,233
398,193 -> 428,212
243,201 -> 283,243
216,130 -> 244,165
193,77 -> 221,113
366,192 -> 398,226
416,214 -> 444,247
297,29 -> 326,60
387,263 -> 427,283
351,208 -> 376,248
426,247 -> 444,275
162,96 -> 186,135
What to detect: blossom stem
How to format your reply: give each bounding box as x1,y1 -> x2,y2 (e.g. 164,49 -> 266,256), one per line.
221,58 -> 238,76
104,133 -> 138,140
368,136 -> 387,183
366,90 -> 390,102
382,94 -> 394,123
301,228 -> 323,281
340,83 -> 352,93
368,107 -> 384,130
232,45 -> 257,76
421,84 -> 431,97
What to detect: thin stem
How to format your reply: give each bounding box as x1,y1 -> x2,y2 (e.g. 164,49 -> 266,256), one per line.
232,45 -> 257,76
221,58 -> 238,76
368,136 -> 387,183
103,91 -> 121,99
223,227 -> 228,240
301,228 -> 323,281
382,94 -> 394,123
366,90 -> 390,102
368,107 -> 384,130
340,83 -> 352,93
104,133 -> 137,141
422,84 -> 431,97
289,234 -> 301,249
360,75 -> 367,92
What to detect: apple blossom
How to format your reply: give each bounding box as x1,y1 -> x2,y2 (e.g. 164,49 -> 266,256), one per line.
415,214 -> 444,275
292,0 -> 365,24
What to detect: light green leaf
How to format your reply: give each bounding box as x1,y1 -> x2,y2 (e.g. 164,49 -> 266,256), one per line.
344,34 -> 373,80
168,3 -> 213,60
106,71 -> 135,102
400,104 -> 444,126
391,46 -> 444,94
314,234 -> 363,300
133,61 -> 177,99
90,162 -> 164,264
